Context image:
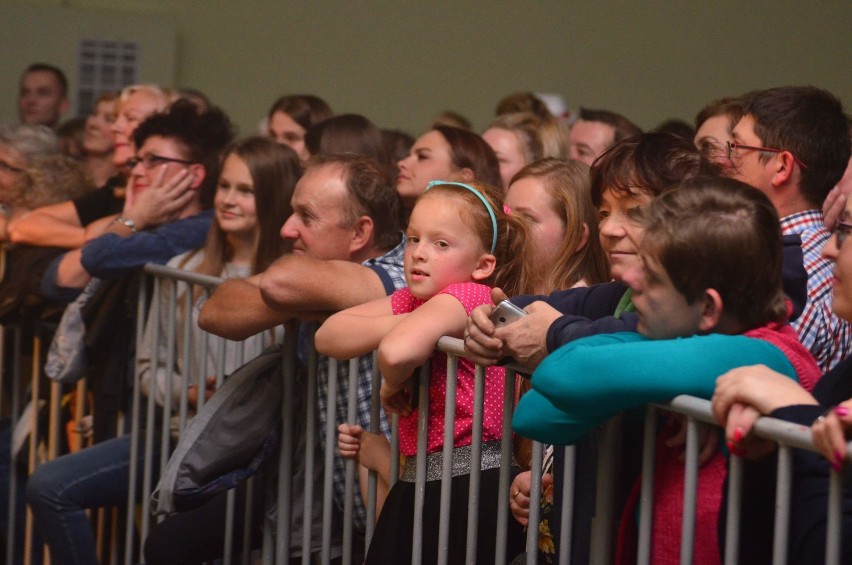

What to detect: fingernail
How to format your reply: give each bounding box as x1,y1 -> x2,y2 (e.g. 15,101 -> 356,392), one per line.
831,458 -> 843,473
733,428 -> 743,443
835,406 -> 849,417
726,440 -> 735,453
835,451 -> 845,465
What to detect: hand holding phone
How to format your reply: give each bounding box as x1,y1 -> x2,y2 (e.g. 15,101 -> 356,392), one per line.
489,300 -> 527,328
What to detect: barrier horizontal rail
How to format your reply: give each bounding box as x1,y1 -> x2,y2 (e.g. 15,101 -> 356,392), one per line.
5,262 -> 852,564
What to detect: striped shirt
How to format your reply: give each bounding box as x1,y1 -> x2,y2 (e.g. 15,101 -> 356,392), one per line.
782,210 -> 851,371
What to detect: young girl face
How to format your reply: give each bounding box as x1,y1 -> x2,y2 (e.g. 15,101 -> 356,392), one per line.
598,187 -> 652,281
397,131 -> 457,202
404,194 -> 492,299
214,153 -> 258,241
505,176 -> 566,265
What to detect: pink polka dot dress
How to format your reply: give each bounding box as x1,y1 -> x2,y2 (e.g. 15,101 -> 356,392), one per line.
390,283 -> 506,456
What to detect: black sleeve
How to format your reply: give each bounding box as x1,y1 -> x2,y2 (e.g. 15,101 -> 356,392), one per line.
545,313 -> 639,352
781,233 -> 807,323
73,182 -> 125,227
511,281 -> 629,318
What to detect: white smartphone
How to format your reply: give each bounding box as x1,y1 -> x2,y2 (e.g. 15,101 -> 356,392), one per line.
489,300 -> 527,327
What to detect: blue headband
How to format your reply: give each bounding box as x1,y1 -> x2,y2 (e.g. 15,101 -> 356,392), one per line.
425,180 -> 498,254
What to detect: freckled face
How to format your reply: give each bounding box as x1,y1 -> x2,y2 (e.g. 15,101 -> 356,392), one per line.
404,195 -> 490,299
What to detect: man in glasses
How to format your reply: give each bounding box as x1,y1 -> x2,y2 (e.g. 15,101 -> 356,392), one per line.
726,86 -> 851,371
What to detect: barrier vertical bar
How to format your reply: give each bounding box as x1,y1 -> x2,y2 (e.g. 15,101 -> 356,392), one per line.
637,407 -> 657,565
273,331 -> 296,564
772,445 -> 792,565
343,357 -> 360,565
321,355 -> 338,565
365,351 -> 382,547
723,454 -> 742,565
526,441 -> 544,565
437,354 -> 458,565
495,368 -> 515,565
465,364 -> 485,565
125,274 -> 149,565
412,360 -> 431,565
299,325 -> 318,565
559,445 -> 577,565
680,418 -> 699,565
590,415 -> 622,565
825,465 -> 843,565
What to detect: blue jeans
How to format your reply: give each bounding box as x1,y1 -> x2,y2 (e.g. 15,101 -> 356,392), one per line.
26,434 -> 152,565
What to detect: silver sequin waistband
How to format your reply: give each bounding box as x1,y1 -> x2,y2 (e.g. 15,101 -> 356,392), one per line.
400,440 -> 503,483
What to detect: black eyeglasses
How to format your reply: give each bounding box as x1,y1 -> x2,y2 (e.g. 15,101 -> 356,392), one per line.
726,141 -> 808,170
127,153 -> 195,170
833,222 -> 852,249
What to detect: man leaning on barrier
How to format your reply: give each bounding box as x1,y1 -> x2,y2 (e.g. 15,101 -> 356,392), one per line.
198,154 -> 406,541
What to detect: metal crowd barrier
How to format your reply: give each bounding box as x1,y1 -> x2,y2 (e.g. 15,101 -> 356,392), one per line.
3,261 -> 852,564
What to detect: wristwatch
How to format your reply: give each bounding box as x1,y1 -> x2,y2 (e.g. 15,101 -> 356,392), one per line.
112,216 -> 137,233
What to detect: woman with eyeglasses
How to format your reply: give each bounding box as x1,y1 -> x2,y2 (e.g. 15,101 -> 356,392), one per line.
711,202 -> 852,564
8,84 -> 173,250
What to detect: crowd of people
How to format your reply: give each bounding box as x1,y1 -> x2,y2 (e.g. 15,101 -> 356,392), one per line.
1,61 -> 851,564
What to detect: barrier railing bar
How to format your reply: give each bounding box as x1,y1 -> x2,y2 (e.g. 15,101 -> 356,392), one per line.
365,350 -> 382,547
411,359 -> 431,565
526,440 -> 543,565
723,454 -> 742,565
495,368 -> 514,565
826,468 -> 843,565
680,416 -> 699,565
559,445 -> 577,565
437,353 -> 458,565
343,357 -> 360,565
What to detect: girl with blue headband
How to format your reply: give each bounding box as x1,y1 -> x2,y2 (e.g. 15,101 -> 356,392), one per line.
316,179 -> 532,563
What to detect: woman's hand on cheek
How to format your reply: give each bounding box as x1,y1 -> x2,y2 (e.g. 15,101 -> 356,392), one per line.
125,166 -> 196,229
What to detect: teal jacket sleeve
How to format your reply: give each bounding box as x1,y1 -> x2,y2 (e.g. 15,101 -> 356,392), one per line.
513,332 -> 798,445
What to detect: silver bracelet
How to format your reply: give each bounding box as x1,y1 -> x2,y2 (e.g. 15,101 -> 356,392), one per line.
112,216 -> 137,233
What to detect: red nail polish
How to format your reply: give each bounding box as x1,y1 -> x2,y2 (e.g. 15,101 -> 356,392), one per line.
835,406 -> 849,417
726,440 -> 734,453
834,451 -> 845,467
733,428 -> 743,443
831,459 -> 843,473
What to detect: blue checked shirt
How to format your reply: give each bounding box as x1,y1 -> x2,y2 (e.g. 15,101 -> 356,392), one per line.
782,210 -> 852,371
315,236 -> 406,530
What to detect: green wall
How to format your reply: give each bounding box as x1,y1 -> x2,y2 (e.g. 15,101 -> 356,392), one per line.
2,1 -> 850,137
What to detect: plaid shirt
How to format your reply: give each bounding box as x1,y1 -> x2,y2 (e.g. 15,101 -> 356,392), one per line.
315,237 -> 406,529
782,210 -> 852,371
